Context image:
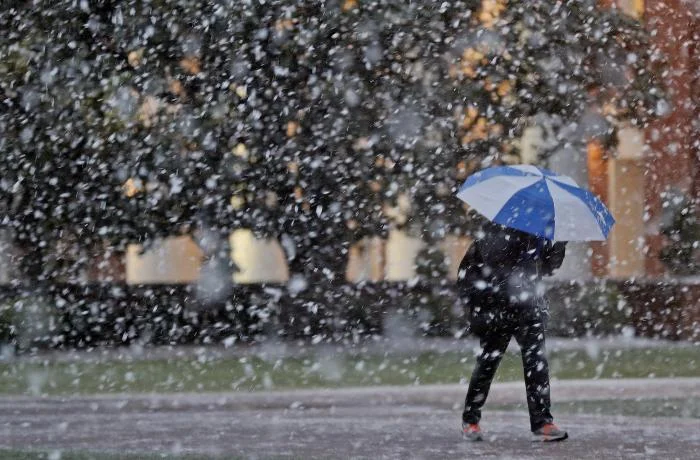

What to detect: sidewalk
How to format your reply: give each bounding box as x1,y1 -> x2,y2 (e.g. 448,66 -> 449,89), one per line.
2,377 -> 697,409
1,378 -> 698,459
5,336 -> 695,364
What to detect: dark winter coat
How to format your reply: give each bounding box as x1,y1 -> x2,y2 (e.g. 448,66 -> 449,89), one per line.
457,223 -> 566,329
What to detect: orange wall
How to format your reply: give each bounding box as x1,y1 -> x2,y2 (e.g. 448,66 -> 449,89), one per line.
587,140 -> 610,277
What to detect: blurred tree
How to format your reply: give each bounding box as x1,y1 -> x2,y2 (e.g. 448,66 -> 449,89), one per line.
0,3 -> 137,284
401,0 -> 664,241
0,0 -> 664,290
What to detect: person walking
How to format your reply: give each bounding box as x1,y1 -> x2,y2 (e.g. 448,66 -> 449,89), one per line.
454,164 -> 616,441
458,221 -> 568,442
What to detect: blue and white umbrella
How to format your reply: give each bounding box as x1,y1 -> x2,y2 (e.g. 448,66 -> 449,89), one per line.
456,165 -> 615,241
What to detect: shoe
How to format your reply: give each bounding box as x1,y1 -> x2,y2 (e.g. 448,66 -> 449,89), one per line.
532,423 -> 568,442
462,423 -> 483,441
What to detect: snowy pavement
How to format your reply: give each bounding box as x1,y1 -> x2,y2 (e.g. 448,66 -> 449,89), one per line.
6,336 -> 694,365
1,378 -> 699,459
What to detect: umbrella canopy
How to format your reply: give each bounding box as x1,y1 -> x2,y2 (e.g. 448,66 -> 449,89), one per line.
456,164 -> 615,241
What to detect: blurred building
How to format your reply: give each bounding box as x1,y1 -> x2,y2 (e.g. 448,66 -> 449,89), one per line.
590,0 -> 699,278
126,232 -> 288,285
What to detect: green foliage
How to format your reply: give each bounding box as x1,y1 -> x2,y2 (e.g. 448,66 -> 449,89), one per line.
660,193 -> 699,275
0,301 -> 16,345
0,1 -> 663,284
548,281 -> 631,336
0,297 -> 59,350
415,247 -> 448,281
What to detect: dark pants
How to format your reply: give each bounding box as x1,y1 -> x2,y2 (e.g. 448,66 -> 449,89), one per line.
463,301 -> 553,432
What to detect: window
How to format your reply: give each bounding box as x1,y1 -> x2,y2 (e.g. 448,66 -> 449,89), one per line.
617,0 -> 644,19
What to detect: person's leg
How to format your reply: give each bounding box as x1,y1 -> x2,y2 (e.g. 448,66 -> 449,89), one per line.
513,309 -> 553,432
462,331 -> 512,426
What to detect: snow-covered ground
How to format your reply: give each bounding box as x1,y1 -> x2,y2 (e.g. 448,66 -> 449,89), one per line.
6,336 -> 693,365
1,378 -> 698,459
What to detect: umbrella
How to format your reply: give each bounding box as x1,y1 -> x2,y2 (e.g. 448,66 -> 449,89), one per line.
456,164 -> 615,241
